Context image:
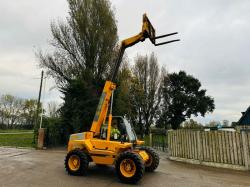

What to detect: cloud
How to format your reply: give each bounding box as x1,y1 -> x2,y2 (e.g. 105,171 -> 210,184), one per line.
0,0 -> 67,101
112,0 -> 250,123
0,0 -> 249,124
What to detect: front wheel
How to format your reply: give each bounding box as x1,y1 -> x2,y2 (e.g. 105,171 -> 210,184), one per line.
115,151 -> 145,184
140,146 -> 159,172
65,149 -> 89,176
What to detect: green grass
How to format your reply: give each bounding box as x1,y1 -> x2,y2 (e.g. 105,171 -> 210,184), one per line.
0,129 -> 34,133
0,132 -> 35,147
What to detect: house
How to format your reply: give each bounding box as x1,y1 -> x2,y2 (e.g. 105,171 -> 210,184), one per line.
238,106 -> 250,126
237,106 -> 250,131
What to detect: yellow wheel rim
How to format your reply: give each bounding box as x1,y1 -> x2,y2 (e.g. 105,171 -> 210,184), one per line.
120,159 -> 136,178
145,154 -> 153,167
68,155 -> 80,171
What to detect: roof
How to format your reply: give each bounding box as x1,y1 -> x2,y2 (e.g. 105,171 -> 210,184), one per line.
238,106 -> 250,125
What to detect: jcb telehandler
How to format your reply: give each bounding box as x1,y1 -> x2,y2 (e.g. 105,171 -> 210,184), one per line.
65,14 -> 179,184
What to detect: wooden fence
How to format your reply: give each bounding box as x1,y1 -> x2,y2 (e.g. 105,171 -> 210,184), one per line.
168,130 -> 250,170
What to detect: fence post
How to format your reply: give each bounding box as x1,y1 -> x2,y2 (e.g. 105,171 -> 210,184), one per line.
165,129 -> 168,149
168,130 -> 171,156
197,131 -> 202,163
149,133 -> 152,147
37,128 -> 45,149
241,131 -> 250,170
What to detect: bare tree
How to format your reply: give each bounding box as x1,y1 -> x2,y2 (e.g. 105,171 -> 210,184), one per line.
47,101 -> 60,118
0,95 -> 24,128
21,99 -> 37,128
222,120 -> 229,127
130,53 -> 163,135
0,95 -> 39,129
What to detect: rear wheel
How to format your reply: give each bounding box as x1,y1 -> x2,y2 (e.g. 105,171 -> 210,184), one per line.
140,146 -> 159,172
116,151 -> 145,184
65,149 -> 89,176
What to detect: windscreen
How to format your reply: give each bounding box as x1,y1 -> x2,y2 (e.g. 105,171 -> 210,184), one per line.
123,118 -> 137,142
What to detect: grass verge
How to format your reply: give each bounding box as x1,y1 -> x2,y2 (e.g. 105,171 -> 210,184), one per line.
0,132 -> 34,147
0,129 -> 34,133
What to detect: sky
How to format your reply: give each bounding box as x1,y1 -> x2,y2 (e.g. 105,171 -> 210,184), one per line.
0,0 -> 250,124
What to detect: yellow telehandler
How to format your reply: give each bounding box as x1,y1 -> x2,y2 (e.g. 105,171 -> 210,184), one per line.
65,14 -> 179,184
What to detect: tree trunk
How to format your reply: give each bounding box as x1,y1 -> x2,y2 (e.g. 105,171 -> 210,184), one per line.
144,115 -> 151,135
138,112 -> 144,139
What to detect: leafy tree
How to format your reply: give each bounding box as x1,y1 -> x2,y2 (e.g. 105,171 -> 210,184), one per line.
38,0 -> 118,87
60,79 -> 101,136
130,53 -> 163,135
38,0 -> 118,136
181,119 -> 203,129
157,71 -> 215,130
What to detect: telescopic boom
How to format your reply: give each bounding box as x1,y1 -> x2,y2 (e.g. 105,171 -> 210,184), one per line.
90,14 -> 179,136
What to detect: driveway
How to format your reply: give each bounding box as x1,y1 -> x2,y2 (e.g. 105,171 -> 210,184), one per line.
0,147 -> 250,187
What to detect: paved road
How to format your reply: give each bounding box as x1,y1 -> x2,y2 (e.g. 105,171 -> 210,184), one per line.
0,147 -> 250,187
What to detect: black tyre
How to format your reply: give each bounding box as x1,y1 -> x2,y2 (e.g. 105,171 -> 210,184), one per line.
115,151 -> 145,184
95,164 -> 108,168
65,149 -> 89,176
140,146 -> 159,172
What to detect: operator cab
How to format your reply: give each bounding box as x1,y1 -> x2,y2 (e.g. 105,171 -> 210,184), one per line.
100,116 -> 137,143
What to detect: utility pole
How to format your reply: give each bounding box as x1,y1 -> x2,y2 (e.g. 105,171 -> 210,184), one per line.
39,77 -> 47,129
35,70 -> 44,130
36,70 -> 47,149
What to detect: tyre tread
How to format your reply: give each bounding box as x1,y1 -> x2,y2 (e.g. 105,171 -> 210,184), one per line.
140,146 -> 159,172
64,149 -> 89,176
115,151 -> 145,184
